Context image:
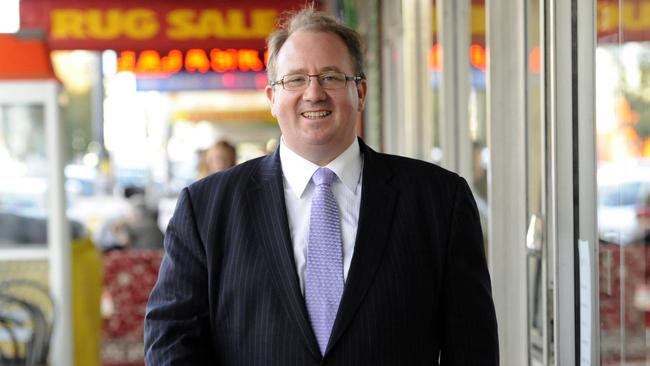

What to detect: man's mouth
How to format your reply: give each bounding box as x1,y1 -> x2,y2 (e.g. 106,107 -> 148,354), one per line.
301,111 -> 332,119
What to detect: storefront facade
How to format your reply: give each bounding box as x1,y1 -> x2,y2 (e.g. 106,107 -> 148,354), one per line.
359,0 -> 649,365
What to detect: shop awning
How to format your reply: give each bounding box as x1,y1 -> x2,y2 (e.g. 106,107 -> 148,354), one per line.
0,33 -> 56,80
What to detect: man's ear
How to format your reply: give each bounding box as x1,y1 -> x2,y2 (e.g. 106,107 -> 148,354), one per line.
265,85 -> 276,117
356,79 -> 368,112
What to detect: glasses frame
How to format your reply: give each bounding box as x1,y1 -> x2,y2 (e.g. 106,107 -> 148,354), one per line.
269,72 -> 364,91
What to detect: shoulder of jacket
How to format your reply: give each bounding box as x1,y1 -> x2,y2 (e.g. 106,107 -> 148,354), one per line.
375,152 -> 460,182
186,155 -> 268,195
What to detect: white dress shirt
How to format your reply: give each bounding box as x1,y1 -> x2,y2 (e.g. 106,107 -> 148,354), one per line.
279,138 -> 363,294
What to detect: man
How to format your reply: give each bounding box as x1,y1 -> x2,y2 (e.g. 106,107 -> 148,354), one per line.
145,6 -> 498,365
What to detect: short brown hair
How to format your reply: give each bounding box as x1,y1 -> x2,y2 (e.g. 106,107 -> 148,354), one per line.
213,140 -> 236,157
266,5 -> 365,84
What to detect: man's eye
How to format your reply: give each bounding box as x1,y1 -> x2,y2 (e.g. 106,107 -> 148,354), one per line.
321,74 -> 343,82
285,76 -> 306,84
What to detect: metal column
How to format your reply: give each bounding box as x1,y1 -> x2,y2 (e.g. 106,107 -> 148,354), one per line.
438,0 -> 471,176
486,0 -> 529,364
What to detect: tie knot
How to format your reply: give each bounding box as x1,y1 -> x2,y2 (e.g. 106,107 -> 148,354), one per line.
312,167 -> 337,186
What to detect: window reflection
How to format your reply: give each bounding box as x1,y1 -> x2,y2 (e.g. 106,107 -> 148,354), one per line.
597,0 -> 650,363
0,104 -> 49,246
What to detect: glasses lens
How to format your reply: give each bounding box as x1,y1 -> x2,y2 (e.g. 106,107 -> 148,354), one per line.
319,72 -> 347,89
282,74 -> 309,90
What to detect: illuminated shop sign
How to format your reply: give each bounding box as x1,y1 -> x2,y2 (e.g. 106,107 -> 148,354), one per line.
116,49 -> 269,91
432,0 -> 650,44
20,0 -> 305,51
117,49 -> 267,75
597,0 -> 650,42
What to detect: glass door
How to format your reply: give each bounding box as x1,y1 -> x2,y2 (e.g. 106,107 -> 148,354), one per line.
488,0 -> 598,364
544,0 -> 598,364
526,0 -> 549,363
596,0 -> 650,364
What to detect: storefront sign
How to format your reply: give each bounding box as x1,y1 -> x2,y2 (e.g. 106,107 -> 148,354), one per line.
432,0 -> 650,45
20,0 -> 305,51
597,0 -> 650,43
118,48 -> 267,76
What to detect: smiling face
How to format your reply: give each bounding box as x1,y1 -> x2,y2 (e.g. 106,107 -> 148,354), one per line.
265,30 -> 367,166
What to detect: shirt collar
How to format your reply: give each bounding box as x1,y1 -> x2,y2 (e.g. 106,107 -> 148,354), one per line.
279,137 -> 362,198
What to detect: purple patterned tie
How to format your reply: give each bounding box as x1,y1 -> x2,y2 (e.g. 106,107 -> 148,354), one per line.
305,167 -> 344,355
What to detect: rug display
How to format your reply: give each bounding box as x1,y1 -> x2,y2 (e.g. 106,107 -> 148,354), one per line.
102,249 -> 163,366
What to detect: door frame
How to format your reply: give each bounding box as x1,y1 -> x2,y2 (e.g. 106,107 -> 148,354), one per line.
486,0 -> 597,364
486,0 -> 529,364
547,0 -> 598,364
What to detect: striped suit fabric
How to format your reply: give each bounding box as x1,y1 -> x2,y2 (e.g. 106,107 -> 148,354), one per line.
144,138 -> 499,365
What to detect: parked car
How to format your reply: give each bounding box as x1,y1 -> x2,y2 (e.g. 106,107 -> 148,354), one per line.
0,165 -> 99,245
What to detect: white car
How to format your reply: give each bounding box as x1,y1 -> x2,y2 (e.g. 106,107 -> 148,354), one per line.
598,159 -> 650,245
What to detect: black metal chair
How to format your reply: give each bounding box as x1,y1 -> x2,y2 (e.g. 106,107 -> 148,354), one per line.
0,280 -> 54,366
0,313 -> 20,365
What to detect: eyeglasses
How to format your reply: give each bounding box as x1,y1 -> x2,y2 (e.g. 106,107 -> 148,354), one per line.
270,71 -> 364,91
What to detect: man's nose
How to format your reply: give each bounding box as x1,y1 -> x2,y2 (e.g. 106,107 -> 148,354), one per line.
302,76 -> 327,102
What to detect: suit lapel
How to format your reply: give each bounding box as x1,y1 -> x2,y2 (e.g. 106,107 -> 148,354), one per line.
246,150 -> 321,360
327,140 -> 397,354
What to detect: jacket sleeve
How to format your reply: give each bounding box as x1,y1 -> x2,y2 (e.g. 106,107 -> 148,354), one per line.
144,187 -> 217,365
440,177 -> 499,365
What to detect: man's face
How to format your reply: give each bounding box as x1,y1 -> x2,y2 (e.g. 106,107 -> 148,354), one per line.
265,30 -> 367,165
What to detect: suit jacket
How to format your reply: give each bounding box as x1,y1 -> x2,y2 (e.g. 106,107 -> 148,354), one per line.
144,139 -> 499,365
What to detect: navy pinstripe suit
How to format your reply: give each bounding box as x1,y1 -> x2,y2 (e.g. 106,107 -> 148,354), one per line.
144,139 -> 499,365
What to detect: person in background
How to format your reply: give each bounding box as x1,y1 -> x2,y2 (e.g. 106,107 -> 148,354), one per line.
198,140 -> 237,178
145,5 -> 498,365
159,141 -> 237,235
122,193 -> 164,250
96,187 -> 163,251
